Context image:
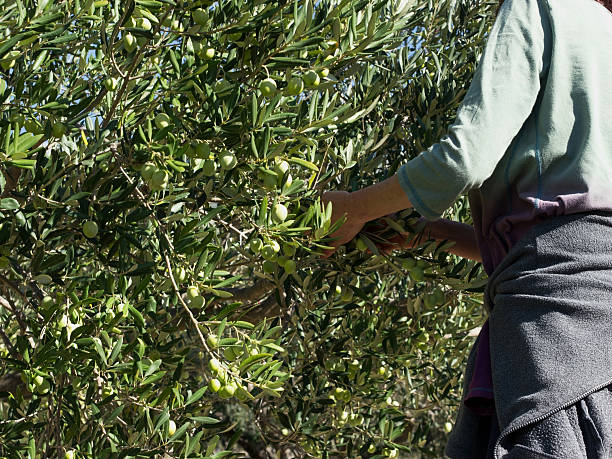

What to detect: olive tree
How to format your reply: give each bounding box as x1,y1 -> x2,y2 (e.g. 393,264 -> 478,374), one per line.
0,0 -> 496,456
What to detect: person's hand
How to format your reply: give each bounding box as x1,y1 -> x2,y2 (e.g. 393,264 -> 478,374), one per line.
364,216 -> 426,255
375,231 -> 423,255
319,191 -> 366,259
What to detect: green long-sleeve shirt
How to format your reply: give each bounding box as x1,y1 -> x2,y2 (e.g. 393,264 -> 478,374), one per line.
397,0 -> 612,275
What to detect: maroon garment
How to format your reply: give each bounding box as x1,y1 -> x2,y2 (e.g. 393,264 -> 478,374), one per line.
462,206 -> 544,415
464,320 -> 495,415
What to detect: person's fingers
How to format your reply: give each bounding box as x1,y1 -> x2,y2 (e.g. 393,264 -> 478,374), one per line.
375,245 -> 393,255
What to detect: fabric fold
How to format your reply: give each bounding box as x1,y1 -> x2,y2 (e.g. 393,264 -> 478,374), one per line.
446,211 -> 612,458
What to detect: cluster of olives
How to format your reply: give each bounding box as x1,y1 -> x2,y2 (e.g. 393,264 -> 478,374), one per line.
204,151 -> 237,175
185,285 -> 205,309
160,267 -> 205,308
334,407 -> 365,429
192,39 -> 216,60
122,10 -> 157,53
249,237 -> 297,275
184,138 -> 236,176
21,370 -> 50,395
258,66 -> 329,99
397,257 -> 430,282
257,158 -> 293,192
207,357 -> 249,401
140,162 -> 170,191
135,113 -> 233,181
92,297 -> 129,330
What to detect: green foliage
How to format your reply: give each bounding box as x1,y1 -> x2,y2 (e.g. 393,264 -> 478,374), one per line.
0,0 -> 496,456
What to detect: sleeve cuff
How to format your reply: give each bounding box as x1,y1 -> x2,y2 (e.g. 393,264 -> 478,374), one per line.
396,163 -> 444,221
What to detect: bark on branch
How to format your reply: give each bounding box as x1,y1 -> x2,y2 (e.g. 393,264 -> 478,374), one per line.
0,373 -> 28,399
224,279 -> 275,302
236,294 -> 283,324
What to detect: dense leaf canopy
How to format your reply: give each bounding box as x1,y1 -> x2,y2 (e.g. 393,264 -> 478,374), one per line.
0,0 -> 496,456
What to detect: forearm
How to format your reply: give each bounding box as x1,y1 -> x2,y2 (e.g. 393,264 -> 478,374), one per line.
346,174 -> 482,262
350,174 -> 413,223
422,218 -> 482,262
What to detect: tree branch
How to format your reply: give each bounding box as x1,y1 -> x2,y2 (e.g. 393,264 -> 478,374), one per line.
0,294 -> 29,337
0,373 -> 28,399
224,279 -> 275,302
234,294 -> 283,324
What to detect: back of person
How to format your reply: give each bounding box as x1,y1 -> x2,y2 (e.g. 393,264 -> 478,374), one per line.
396,0 -> 612,276
444,1 -> 612,457
469,0 -> 612,274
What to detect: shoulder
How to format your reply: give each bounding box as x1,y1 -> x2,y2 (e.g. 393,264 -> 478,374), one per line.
492,0 -> 552,39
495,0 -> 551,22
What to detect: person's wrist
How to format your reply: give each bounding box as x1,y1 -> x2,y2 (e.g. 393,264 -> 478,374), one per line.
417,217 -> 433,240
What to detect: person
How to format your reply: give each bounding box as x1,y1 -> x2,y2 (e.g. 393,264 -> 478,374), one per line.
320,0 -> 612,457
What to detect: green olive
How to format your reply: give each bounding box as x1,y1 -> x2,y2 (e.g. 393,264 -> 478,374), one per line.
284,259 -> 296,274
259,78 -> 277,98
124,33 -> 137,52
51,122 -> 67,138
286,77 -> 304,96
141,162 -> 156,182
262,260 -> 276,273
206,334 -> 219,348
192,8 -> 208,26
104,77 -> 119,91
187,286 -> 199,299
150,170 -> 169,190
208,358 -> 222,374
82,221 -> 99,238
219,152 -> 237,170
302,70 -> 320,88
154,113 -> 170,129
261,245 -> 277,261
250,238 -> 263,253
208,378 -> 221,392
218,382 -> 237,399
271,203 -> 288,224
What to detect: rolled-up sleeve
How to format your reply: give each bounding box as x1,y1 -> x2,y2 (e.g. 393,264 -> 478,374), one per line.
397,0 -> 551,220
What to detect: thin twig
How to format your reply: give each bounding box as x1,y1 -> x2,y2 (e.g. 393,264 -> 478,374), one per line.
54,373 -> 64,457
0,294 -> 29,337
162,252 -> 211,353
0,326 -> 19,360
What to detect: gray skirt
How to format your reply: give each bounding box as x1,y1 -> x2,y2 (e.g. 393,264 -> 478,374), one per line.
471,384 -> 612,458
445,211 -> 612,459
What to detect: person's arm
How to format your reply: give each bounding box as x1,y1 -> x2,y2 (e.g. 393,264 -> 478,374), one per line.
413,219 -> 482,262
346,175 -> 481,261
364,213 -> 482,262
394,0 -> 551,221
322,0 -> 550,258
321,176 -> 483,261
349,174 -> 413,223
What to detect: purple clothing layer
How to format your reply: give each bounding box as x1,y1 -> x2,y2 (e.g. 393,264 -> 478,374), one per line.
464,320 -> 495,415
